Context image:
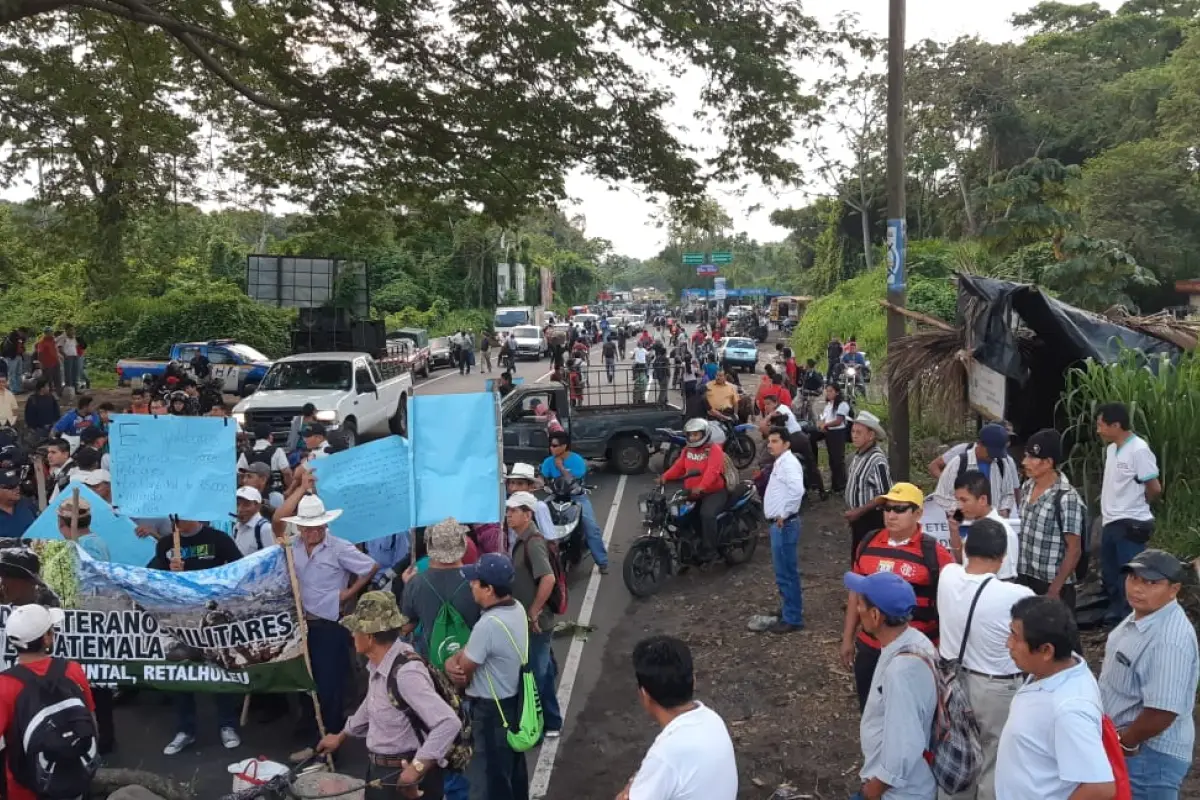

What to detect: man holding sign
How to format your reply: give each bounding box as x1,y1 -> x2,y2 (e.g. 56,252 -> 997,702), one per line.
273,470 -> 378,746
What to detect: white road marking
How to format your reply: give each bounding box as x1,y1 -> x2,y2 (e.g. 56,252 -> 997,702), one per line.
413,369 -> 460,390
529,473 -> 628,799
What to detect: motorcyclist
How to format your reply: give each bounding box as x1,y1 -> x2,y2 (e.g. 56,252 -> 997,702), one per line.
658,417 -> 728,561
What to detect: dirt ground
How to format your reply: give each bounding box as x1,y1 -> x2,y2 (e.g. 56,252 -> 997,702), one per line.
553,489 -> 1200,800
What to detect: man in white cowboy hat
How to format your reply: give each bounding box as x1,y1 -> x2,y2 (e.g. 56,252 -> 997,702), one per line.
505,463 -> 558,542
271,469 -> 379,749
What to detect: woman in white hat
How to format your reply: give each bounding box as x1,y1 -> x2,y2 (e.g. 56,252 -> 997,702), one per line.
844,410 -> 892,564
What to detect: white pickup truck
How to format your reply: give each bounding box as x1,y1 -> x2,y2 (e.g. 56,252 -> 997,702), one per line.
232,352 -> 413,447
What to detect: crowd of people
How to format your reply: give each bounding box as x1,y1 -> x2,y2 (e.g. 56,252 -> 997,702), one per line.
0,305 -> 1195,800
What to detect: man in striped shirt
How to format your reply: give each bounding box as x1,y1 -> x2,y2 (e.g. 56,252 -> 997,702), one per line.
843,411 -> 891,565
1099,549 -> 1198,800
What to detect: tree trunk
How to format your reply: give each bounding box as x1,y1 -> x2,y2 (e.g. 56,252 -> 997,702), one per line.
957,164 -> 977,237
89,188 -> 128,300
859,205 -> 872,274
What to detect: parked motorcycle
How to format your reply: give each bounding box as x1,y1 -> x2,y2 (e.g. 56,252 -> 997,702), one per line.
623,482 -> 761,597
654,427 -> 686,474
542,476 -> 595,571
713,415 -> 757,469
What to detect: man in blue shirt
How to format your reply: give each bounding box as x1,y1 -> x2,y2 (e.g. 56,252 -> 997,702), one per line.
0,468 -> 35,540
540,431 -> 609,574
51,394 -> 101,436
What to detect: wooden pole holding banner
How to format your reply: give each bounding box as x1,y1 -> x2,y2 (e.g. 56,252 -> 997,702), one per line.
69,487 -> 80,540
279,532 -> 334,768
170,514 -> 181,565
494,387 -> 505,523
33,455 -> 47,511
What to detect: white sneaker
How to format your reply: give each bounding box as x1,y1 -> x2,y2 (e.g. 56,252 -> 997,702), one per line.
220,726 -> 241,749
163,732 -> 195,756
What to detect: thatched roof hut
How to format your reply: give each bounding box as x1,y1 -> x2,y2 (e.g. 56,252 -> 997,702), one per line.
883,275 -> 1191,435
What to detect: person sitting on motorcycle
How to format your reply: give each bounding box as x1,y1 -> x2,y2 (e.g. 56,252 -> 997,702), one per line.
802,359 -> 824,394
704,369 -> 738,417
658,417 -> 729,561
504,463 -> 559,542
841,339 -> 867,369
691,327 -> 707,348
168,390 -> 193,416
540,432 -> 609,574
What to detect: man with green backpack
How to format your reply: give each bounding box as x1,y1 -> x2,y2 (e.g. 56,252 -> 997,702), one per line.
402,518 -> 481,667
447,553 -> 543,800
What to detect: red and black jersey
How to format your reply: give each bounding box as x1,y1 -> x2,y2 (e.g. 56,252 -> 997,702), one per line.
851,526 -> 954,649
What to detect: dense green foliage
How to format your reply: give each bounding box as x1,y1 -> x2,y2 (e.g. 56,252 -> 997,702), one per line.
1061,348 -> 1200,556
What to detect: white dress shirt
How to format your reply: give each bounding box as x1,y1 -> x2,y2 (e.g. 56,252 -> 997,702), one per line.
764,450 -> 805,519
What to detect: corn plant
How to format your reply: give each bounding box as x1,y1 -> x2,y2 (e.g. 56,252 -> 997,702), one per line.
1060,347 -> 1200,556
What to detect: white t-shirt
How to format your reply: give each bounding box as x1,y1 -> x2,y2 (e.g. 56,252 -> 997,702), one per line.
937,563 -> 1033,675
629,702 -> 738,800
634,346 -> 648,365
821,399 -> 850,430
1100,434 -> 1158,524
766,404 -> 802,435
56,335 -> 78,357
960,508 -> 1020,579
996,658 -> 1113,800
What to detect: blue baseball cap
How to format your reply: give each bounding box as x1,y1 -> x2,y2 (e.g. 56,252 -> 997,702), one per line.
843,571 -> 917,617
461,553 -> 515,590
979,423 -> 1010,461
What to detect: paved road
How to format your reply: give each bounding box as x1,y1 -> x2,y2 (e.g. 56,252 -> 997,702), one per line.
103,332 -> 758,798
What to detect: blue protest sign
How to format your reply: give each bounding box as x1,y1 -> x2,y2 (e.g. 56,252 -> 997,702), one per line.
23,484 -> 153,567
108,414 -> 237,520
410,393 -> 501,526
308,436 -> 413,544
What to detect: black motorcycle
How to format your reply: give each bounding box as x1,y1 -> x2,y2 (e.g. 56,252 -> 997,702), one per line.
623,481 -> 761,598
713,415 -> 757,470
542,476 -> 595,571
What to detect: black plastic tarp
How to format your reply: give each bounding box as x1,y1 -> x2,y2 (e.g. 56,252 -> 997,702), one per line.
956,275 -> 1179,435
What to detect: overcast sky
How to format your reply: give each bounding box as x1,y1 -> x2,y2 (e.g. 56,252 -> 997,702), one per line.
568,0 -> 1124,259
3,1 -> 1124,260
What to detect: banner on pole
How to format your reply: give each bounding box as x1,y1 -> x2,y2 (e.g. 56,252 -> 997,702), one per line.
22,484 -> 153,567
309,436 -> 413,542
411,393 -> 502,526
108,414 -> 237,520
8,547 -> 314,692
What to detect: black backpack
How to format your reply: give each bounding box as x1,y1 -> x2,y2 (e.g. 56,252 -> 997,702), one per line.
1050,488 -> 1092,582
955,450 -> 1007,483
4,659 -> 99,799
249,446 -> 284,492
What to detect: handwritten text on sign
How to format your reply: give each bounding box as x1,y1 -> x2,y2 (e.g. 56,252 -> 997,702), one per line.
108,414 -> 237,520
309,435 -> 413,544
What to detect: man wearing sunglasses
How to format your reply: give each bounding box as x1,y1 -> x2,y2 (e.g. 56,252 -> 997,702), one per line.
840,482 -> 954,710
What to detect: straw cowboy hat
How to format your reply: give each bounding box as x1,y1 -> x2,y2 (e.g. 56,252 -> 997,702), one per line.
281,494 -> 343,527
851,410 -> 887,440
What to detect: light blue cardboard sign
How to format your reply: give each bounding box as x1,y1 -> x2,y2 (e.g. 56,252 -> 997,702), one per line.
23,483 -> 153,567
108,414 -> 237,520
309,436 -> 413,545
411,393 -> 501,526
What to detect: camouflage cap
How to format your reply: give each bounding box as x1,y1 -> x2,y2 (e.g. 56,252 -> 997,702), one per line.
341,590 -> 408,635
426,517 -> 468,564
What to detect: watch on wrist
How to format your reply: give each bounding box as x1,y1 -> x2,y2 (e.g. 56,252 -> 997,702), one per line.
411,759 -> 426,775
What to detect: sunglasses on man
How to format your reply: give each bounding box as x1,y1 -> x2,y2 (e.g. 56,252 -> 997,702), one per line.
882,503 -> 917,515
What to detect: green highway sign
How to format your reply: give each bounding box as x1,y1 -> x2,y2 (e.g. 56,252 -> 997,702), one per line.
711,251 -> 733,264
682,253 -> 705,265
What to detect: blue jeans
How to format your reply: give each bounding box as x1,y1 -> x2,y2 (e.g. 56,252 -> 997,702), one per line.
1127,745 -> 1190,800
63,355 -> 79,390
4,357 -> 21,393
770,516 -> 804,626
443,771 -> 470,800
1102,520 -> 1149,622
529,630 -> 562,732
578,494 -> 608,568
175,691 -> 239,736
468,697 -> 529,800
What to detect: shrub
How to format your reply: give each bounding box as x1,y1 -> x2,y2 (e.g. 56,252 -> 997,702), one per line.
1061,347 -> 1200,557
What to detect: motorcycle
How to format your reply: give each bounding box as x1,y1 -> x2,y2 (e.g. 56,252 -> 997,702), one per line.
542,476 -> 594,571
713,415 -> 757,469
623,481 -> 762,597
837,361 -> 868,399
655,426 -> 686,474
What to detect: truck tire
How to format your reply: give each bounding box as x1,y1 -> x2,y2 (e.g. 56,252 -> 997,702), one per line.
611,434 -> 650,475
342,419 -> 358,449
389,394 -> 408,437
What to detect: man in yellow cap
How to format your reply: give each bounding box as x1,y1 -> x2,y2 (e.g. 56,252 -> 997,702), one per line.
839,482 -> 953,710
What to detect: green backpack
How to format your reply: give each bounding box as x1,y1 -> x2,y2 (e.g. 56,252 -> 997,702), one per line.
484,616 -> 544,752
427,580 -> 472,670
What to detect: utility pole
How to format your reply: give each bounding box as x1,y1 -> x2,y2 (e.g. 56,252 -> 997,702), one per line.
885,0 -> 910,479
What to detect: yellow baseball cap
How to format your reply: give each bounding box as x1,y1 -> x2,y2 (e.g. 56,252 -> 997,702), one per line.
877,482 -> 924,509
